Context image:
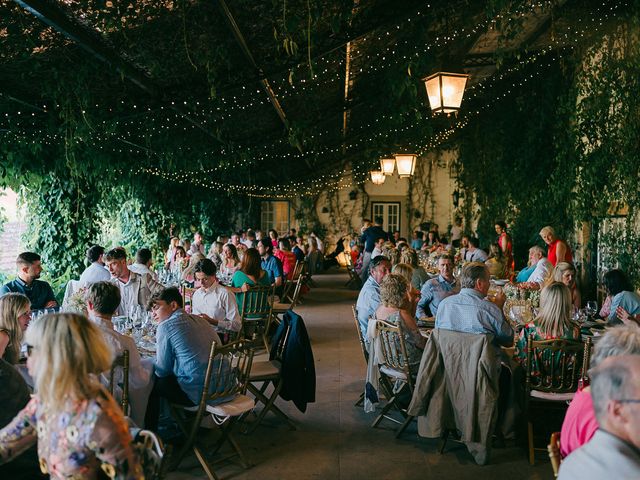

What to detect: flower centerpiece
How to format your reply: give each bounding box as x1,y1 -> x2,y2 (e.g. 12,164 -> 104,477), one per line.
503,282 -> 541,308
65,286 -> 89,315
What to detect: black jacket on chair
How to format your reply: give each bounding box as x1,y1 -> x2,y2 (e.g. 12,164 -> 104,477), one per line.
270,309 -> 316,412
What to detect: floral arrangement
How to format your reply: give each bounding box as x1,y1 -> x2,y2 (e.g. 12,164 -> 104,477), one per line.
503,282 -> 541,307
66,286 -> 89,315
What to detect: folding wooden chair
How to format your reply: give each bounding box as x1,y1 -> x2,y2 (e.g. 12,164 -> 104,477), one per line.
272,269 -> 305,320
344,254 -> 361,289
548,431 -> 562,477
169,340 -> 255,480
371,320 -> 414,432
108,349 -> 130,414
524,336 -> 588,465
353,306 -> 369,407
279,260 -> 305,302
238,285 -> 274,349
132,429 -> 169,479
244,321 -> 296,433
181,286 -> 197,314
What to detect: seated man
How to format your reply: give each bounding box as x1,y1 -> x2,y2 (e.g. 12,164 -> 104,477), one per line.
0,252 -> 57,311
416,254 -> 458,318
355,255 -> 391,339
436,262 -> 514,353
191,259 -> 241,334
105,247 -> 163,316
79,245 -> 111,287
86,281 -> 151,426
128,247 -> 158,280
524,245 -> 552,287
144,287 -> 221,430
558,355 -> 640,479
463,237 -> 488,263
257,238 -> 284,288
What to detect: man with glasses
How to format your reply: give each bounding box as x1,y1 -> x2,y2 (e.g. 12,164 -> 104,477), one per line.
1,252 -> 57,310
416,254 -> 458,318
558,355 -> 640,479
191,259 -> 241,335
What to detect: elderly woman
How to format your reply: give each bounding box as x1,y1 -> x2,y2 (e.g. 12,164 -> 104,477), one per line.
0,313 -> 142,478
513,282 -> 580,366
373,273 -> 426,374
0,293 -> 31,365
560,324 -> 640,457
602,269 -> 640,325
547,262 -> 581,311
539,225 -> 573,266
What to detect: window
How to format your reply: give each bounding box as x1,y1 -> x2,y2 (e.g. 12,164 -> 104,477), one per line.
261,201 -> 290,234
371,202 -> 400,233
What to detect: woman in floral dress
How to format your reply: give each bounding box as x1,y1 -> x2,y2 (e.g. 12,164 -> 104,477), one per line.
0,313 -> 142,479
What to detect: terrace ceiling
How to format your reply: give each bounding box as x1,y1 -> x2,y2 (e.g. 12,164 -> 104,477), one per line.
0,0 -> 629,196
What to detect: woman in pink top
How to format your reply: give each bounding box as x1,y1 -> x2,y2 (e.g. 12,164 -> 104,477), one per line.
560,324 -> 640,456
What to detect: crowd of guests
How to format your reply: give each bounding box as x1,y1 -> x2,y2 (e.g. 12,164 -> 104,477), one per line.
355,218 -> 640,474
0,225 -> 330,477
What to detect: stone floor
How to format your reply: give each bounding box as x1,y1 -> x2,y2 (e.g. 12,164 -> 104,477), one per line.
168,271 -> 551,480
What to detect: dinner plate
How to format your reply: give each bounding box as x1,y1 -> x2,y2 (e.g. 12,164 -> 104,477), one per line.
492,279 -> 508,286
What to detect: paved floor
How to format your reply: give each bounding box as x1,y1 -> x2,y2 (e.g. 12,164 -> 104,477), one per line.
169,271 -> 550,480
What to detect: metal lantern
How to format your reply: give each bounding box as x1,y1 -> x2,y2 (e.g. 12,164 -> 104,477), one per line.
370,170 -> 385,185
380,157 -> 396,176
423,72 -> 469,115
394,153 -> 417,178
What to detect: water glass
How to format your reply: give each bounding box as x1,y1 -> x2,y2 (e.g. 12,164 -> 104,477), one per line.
586,301 -> 598,319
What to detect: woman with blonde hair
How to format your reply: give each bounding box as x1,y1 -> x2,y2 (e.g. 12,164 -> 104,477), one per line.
181,251 -> 206,284
0,293 -> 31,364
374,273 -> 426,374
547,262 -> 581,311
0,313 -> 142,478
207,241 -> 224,269
400,248 -> 429,289
514,282 -> 580,366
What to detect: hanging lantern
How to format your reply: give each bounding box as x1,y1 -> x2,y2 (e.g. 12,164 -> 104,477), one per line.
370,170 -> 385,185
380,157 -> 395,176
394,153 -> 417,178
423,72 -> 469,115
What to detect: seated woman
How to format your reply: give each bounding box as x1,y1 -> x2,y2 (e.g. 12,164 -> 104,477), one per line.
547,262 -> 581,311
274,238 -> 298,280
0,313 -> 142,478
560,324 -> 640,457
230,248 -> 271,312
399,248 -> 429,290
602,269 -> 640,325
220,243 -> 241,280
514,282 -> 580,366
207,241 -> 224,269
171,245 -> 188,274
0,293 -> 31,365
485,242 -> 508,279
373,273 -> 426,375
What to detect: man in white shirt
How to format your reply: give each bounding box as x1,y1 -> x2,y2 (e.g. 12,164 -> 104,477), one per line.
128,248 -> 158,280
371,237 -> 385,260
188,232 -> 205,256
191,258 -> 242,334
87,281 -> 152,426
105,247 -> 163,316
526,245 -> 553,286
79,245 -> 111,287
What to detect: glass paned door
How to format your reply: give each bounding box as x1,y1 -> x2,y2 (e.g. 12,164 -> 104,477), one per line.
261,201 -> 290,234
371,202 -> 400,233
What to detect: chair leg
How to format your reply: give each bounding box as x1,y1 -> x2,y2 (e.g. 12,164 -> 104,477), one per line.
354,392 -> 365,407
371,396 -> 400,427
439,430 -> 450,454
527,421 -> 535,465
395,415 -> 414,438
193,444 -> 220,480
246,381 -> 295,432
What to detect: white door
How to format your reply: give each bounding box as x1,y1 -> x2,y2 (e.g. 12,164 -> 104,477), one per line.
371,202 -> 400,233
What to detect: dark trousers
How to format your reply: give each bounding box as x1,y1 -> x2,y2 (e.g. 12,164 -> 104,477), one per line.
144,374 -> 194,431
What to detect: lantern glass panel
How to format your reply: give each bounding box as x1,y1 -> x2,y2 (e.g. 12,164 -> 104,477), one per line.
380,158 -> 395,175
395,154 -> 416,177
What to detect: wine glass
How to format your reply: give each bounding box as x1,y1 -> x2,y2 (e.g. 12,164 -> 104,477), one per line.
586,301 -> 598,319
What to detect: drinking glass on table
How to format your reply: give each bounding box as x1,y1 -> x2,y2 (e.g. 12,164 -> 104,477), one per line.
585,301 -> 598,319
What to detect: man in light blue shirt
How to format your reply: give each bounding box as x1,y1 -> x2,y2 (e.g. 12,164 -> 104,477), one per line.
355,255 -> 391,338
463,237 -> 488,263
145,286 -> 221,430
416,254 -> 458,318
436,262 -> 514,352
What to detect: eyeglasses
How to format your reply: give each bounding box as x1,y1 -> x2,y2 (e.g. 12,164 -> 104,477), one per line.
25,344 -> 35,357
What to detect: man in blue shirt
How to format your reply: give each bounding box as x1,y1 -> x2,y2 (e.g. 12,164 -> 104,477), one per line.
416,254 -> 458,318
436,262 -> 513,354
144,287 -> 221,430
257,238 -> 284,288
0,252 -> 57,310
410,231 -> 425,250
355,255 -> 391,339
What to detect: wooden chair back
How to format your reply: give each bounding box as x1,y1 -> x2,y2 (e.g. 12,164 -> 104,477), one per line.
525,337 -> 585,394
238,285 -> 274,344
109,349 -> 130,414
352,306 -> 369,364
376,319 -> 413,389
548,432 -> 562,477
503,298 -> 534,327
582,336 -> 593,381
181,286 -> 197,314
